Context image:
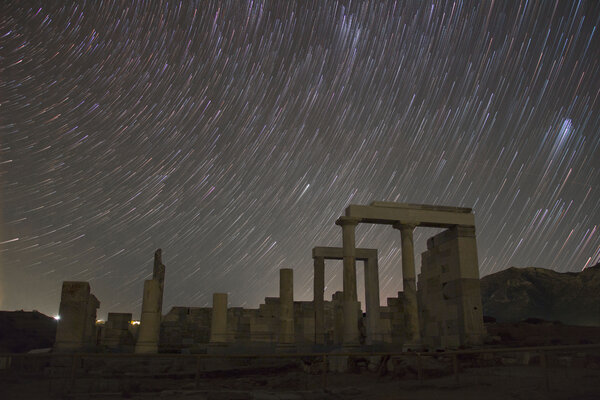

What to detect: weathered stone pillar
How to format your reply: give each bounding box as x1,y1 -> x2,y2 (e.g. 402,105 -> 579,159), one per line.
364,256 -> 381,344
135,249 -> 166,354
210,293 -> 228,344
394,222 -> 420,343
336,217 -> 361,346
153,249 -> 166,312
279,268 -> 295,346
135,279 -> 162,353
313,256 -> 325,344
54,281 -> 99,352
332,291 -> 344,345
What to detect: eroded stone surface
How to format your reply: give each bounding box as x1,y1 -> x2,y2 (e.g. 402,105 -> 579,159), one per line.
54,281 -> 99,352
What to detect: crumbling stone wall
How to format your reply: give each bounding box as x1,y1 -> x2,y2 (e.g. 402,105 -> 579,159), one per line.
418,226 -> 486,348
157,297 -> 341,350
54,281 -> 100,352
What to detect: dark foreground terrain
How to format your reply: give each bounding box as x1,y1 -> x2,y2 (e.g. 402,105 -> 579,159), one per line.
1,346 -> 600,400
1,321 -> 600,399
1,364 -> 599,399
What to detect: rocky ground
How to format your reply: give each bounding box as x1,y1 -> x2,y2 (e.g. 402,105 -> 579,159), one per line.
1,366 -> 599,399
2,350 -> 599,400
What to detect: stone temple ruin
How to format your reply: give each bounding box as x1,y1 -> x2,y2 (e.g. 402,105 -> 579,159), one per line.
53,202 -> 486,354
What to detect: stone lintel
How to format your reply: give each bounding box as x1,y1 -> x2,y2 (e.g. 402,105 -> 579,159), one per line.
335,216 -> 361,226
344,204 -> 475,227
370,201 -> 472,213
312,246 -> 377,260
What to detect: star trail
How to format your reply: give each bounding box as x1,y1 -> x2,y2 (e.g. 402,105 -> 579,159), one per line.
1,1 -> 599,318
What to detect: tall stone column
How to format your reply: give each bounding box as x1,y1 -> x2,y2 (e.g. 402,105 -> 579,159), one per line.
279,268 -> 295,346
135,249 -> 166,354
394,222 -> 420,344
135,279 -> 162,353
313,257 -> 325,344
364,256 -> 381,344
336,217 -> 361,346
153,249 -> 166,313
210,293 -> 228,344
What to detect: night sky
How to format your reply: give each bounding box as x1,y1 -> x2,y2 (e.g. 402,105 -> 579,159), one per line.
2,1 -> 599,319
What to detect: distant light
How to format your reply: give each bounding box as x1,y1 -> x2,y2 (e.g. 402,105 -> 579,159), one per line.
96,319 -> 104,324
54,315 -> 60,320
130,320 -> 140,325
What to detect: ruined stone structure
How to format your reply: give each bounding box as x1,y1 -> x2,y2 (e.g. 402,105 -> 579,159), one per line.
335,202 -> 478,348
53,202 -> 486,354
418,226 -> 485,348
101,312 -> 134,350
160,269 -> 321,352
54,281 -> 100,352
312,247 -> 380,344
278,269 -> 295,348
135,249 -> 166,354
209,293 -> 228,345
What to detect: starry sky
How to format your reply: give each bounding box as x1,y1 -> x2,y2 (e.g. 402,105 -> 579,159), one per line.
1,1 -> 599,319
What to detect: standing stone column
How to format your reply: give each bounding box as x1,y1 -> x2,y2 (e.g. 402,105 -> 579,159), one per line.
394,223 -> 420,344
279,268 -> 295,347
153,249 -> 166,305
313,256 -> 325,344
135,279 -> 162,353
210,293 -> 228,344
336,217 -> 361,346
364,255 -> 381,344
135,249 -> 166,354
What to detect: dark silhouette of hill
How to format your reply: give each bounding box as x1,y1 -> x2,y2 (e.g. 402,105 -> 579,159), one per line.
481,263 -> 600,326
0,310 -> 57,352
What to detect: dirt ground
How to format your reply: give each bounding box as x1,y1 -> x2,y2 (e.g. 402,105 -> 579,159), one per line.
2,364 -> 599,400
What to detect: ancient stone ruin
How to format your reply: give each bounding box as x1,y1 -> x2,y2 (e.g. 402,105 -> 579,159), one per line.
53,202 -> 486,355
135,249 -> 166,354
418,226 -> 485,348
101,312 -> 134,351
54,281 -> 100,352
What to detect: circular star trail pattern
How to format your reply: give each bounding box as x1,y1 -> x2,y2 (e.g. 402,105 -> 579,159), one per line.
1,1 -> 599,318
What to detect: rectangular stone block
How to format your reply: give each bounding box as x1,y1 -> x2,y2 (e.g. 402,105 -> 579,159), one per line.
102,312 -> 133,348
106,313 -> 132,329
